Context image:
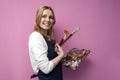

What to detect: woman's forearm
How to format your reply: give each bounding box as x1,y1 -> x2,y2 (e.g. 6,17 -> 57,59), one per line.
51,53 -> 64,67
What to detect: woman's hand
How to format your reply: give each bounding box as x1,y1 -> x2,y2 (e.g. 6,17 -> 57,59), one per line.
55,43 -> 64,56
50,43 -> 64,68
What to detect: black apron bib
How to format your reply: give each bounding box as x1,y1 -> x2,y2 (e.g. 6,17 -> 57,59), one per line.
38,40 -> 63,80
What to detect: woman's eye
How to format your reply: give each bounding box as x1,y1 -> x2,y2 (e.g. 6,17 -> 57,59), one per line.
41,15 -> 54,19
49,16 -> 54,19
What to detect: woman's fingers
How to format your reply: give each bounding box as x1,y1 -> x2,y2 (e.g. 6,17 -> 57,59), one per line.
55,43 -> 64,55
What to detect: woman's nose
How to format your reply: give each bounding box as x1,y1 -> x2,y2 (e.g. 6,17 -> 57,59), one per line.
45,17 -> 50,21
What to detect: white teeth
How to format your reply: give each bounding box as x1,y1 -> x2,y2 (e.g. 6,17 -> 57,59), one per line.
44,23 -> 50,27
43,22 -> 50,26
44,23 -> 48,24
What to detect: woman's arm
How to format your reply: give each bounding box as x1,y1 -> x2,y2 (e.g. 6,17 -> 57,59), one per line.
29,32 -> 64,74
29,32 -> 54,74
51,43 -> 64,67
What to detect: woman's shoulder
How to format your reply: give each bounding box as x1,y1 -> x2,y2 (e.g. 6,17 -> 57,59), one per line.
30,31 -> 41,36
29,31 -> 45,41
30,31 -> 43,38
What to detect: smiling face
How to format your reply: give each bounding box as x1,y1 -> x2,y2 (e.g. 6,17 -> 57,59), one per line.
34,6 -> 56,39
39,9 -> 54,30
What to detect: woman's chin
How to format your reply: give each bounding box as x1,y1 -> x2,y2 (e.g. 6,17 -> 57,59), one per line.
43,27 -> 50,30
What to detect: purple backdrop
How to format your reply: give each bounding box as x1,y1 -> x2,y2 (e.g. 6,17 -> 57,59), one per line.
0,0 -> 120,80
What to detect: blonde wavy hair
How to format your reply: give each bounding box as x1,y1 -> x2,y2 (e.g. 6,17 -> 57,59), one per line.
34,6 -> 56,44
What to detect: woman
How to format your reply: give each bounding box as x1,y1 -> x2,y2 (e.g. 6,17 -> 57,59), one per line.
28,6 -> 64,80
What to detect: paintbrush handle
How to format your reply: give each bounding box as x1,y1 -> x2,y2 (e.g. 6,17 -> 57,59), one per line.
60,34 -> 72,46
59,27 -> 80,46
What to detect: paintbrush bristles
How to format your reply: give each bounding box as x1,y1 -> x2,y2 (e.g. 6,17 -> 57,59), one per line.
59,27 -> 80,46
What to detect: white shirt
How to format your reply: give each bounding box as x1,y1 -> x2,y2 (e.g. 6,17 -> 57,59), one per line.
28,31 -> 54,74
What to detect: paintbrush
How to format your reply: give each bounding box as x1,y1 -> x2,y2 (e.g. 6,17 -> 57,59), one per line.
59,27 -> 80,46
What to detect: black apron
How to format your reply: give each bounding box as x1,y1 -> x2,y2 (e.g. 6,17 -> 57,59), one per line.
38,40 -> 63,80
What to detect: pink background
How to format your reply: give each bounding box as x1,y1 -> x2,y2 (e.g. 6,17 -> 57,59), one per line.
0,0 -> 120,80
